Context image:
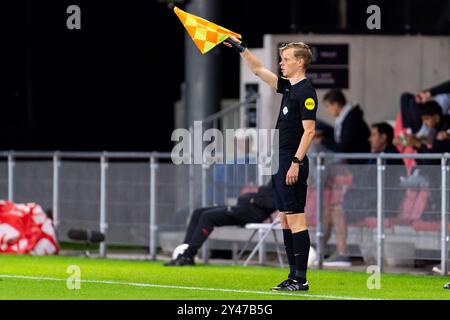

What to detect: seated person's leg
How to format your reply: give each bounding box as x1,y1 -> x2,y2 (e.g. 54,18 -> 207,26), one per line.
186,206 -> 246,257
322,204 -> 332,245
323,205 -> 352,267
183,206 -> 224,244
322,183 -> 342,248
166,206 -> 228,266
329,205 -> 347,256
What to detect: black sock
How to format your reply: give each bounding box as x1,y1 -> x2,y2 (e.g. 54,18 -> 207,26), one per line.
292,230 -> 310,284
282,229 -> 296,278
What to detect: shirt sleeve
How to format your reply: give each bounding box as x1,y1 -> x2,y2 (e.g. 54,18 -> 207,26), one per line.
299,89 -> 318,121
429,80 -> 450,96
276,77 -> 291,94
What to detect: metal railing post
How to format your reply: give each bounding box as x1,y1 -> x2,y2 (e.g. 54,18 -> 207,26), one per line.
316,154 -> 324,269
224,161 -> 228,204
257,159 -> 264,187
440,156 -> 449,276
149,155 -> 158,260
376,156 -> 385,272
52,152 -> 60,228
99,154 -> 108,258
201,161 -> 209,263
212,161 -> 217,206
188,161 -> 195,225
8,152 -> 14,201
187,125 -> 195,224
255,95 -> 264,187
257,160 -> 264,187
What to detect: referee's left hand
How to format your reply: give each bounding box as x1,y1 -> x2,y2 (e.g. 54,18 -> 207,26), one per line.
286,163 -> 300,186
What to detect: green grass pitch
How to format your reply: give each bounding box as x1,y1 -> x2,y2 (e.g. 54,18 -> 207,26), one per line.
0,255 -> 448,300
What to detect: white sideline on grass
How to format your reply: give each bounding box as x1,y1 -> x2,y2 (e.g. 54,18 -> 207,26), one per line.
0,274 -> 383,300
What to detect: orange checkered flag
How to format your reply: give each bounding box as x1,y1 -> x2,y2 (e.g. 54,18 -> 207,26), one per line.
174,6 -> 242,54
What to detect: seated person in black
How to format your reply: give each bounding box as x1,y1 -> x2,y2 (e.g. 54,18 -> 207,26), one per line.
321,89 -> 371,164
405,100 -> 450,163
165,183 -> 276,266
401,79 -> 450,135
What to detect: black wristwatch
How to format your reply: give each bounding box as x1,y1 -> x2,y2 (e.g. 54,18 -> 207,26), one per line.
292,156 -> 304,165
227,37 -> 247,53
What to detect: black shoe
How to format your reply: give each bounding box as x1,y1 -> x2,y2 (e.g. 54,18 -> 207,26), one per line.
271,279 -> 309,291
163,252 -> 195,266
270,278 -> 293,291
444,283 -> 450,290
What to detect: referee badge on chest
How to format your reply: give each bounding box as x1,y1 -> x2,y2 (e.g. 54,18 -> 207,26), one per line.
282,106 -> 288,115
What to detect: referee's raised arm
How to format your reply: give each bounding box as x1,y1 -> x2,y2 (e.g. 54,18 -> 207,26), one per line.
224,36 -> 278,90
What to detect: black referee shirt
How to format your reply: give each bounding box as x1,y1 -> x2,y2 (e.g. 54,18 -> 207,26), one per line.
275,77 -> 318,151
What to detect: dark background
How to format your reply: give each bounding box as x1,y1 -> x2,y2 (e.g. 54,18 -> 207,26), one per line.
0,0 -> 449,151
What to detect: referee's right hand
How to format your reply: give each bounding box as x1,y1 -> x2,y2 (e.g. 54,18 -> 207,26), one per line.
286,163 -> 300,186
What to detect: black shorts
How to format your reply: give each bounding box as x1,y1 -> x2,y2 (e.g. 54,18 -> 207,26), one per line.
272,150 -> 309,213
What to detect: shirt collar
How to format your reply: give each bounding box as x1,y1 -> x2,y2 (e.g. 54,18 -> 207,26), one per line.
335,103 -> 353,125
290,78 -> 307,87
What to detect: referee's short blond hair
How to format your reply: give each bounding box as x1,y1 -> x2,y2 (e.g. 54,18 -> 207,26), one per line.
279,42 -> 312,69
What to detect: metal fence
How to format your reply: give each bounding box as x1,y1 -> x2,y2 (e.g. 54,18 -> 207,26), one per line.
0,151 -> 260,259
0,150 -> 449,276
312,152 -> 449,276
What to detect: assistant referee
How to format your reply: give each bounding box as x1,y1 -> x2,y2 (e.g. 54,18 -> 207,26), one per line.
225,37 -> 317,291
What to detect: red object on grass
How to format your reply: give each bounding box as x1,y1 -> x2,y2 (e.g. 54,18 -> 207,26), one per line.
0,201 -> 59,255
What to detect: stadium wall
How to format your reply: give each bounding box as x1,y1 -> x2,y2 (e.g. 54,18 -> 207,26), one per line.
240,35 -> 450,129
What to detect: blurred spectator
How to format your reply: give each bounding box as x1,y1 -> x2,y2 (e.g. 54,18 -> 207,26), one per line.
322,123 -> 404,267
320,89 -> 371,163
367,123 -> 404,166
400,80 -> 450,138
312,90 -> 370,267
416,95 -> 450,276
399,101 -> 450,239
402,100 -> 450,158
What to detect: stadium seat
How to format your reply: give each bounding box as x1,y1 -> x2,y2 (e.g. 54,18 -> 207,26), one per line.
411,220 -> 450,232
354,187 -> 430,228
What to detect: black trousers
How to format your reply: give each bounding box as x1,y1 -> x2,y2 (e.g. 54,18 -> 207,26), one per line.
183,206 -> 265,255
